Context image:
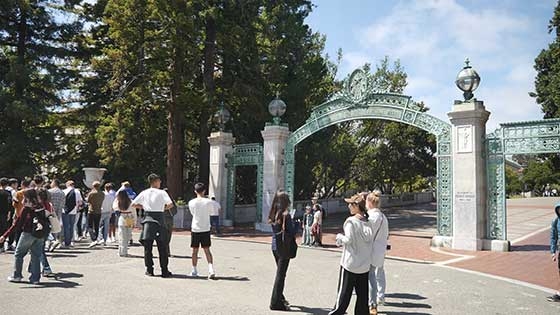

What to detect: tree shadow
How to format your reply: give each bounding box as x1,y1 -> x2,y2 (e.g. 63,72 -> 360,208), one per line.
169,254 -> 192,259
289,305 -> 330,314
511,244 -> 549,252
383,302 -> 432,309
168,274 -> 250,281
48,253 -> 78,258
385,293 -> 427,300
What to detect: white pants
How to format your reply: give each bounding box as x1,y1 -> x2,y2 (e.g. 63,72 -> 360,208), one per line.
118,216 -> 133,256
369,265 -> 386,306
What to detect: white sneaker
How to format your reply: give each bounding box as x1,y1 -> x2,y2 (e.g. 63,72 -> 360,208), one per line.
88,241 -> 97,248
377,297 -> 385,306
208,269 -> 216,280
190,269 -> 198,277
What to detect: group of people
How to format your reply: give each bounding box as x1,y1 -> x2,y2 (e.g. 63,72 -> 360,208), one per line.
269,190 -> 389,315
301,198 -> 324,247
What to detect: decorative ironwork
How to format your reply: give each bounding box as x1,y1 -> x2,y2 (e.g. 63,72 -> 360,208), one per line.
284,69 -> 454,236
486,118 -> 560,240
225,143 -> 264,223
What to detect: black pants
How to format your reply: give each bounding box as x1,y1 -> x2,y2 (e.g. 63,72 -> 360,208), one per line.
329,267 -> 369,315
88,213 -> 101,241
271,250 -> 290,308
143,238 -> 169,273
77,211 -> 86,237
0,210 -> 8,238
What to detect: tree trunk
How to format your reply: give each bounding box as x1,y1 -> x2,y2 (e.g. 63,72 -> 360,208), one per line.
198,12 -> 217,185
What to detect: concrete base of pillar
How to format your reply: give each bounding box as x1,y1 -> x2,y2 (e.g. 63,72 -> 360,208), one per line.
222,219 -> 233,227
431,235 -> 453,248
452,237 -> 483,251
482,239 -> 510,252
255,222 -> 272,233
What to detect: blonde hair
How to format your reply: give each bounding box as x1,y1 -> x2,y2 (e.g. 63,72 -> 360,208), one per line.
367,190 -> 381,208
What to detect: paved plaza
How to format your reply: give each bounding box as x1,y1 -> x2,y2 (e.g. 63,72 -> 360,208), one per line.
0,233 -> 558,314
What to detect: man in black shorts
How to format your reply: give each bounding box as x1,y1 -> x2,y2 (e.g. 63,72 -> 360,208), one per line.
187,183 -> 215,279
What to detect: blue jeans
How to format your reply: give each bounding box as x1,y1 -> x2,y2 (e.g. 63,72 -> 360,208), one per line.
98,212 -> 111,242
210,215 -> 220,234
14,232 -> 44,282
62,213 -> 76,246
369,265 -> 386,306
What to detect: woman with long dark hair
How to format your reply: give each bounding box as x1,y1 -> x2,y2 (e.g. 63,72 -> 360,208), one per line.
0,189 -> 48,284
113,190 -> 136,257
268,191 -> 296,311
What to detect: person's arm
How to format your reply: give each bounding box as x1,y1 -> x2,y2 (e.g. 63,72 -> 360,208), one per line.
336,220 -> 354,246
284,214 -> 296,236
163,191 -> 173,210
130,193 -> 143,209
551,219 -> 558,260
0,208 -> 26,242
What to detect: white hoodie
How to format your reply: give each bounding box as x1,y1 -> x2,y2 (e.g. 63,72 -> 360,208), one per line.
336,215 -> 374,274
368,208 -> 389,267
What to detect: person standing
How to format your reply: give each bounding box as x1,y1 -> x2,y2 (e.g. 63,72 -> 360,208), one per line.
366,191 -> 389,314
48,179 -> 65,251
113,190 -> 137,257
162,188 -> 176,257
301,205 -> 313,246
86,181 -> 105,248
99,183 -> 115,245
0,189 -> 48,284
311,203 -> 323,247
62,180 -> 82,248
329,194 -> 374,315
131,174 -> 173,278
0,178 -> 14,252
210,197 -> 221,235
269,191 -> 296,311
187,183 -> 216,279
36,188 -> 55,277
548,202 -> 560,302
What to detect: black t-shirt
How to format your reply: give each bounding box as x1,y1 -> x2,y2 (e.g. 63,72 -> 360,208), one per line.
0,189 -> 13,213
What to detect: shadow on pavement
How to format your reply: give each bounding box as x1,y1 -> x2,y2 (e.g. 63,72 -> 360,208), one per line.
168,274 -> 250,281
22,272 -> 83,289
290,305 -> 331,314
385,293 -> 427,300
169,254 -> 192,259
379,312 -> 432,315
383,301 -> 431,309
47,253 -> 78,258
511,244 -> 550,252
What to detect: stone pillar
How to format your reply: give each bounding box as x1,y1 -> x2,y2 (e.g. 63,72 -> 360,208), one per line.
448,100 -> 489,251
256,124 -> 290,232
207,131 -> 234,226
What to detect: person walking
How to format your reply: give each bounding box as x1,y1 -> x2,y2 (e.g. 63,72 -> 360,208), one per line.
113,190 -> 136,257
98,183 -> 115,245
48,179 -> 65,251
329,194 -> 374,315
0,178 -> 14,252
210,197 -> 221,235
131,174 -> 173,278
187,183 -> 216,279
0,189 -> 49,284
366,191 -> 389,314
86,181 -> 105,248
548,202 -> 560,302
9,178 -> 31,251
62,180 -> 82,248
269,191 -> 296,311
36,188 -> 55,277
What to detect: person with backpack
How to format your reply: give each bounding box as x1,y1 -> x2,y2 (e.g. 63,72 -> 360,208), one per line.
548,202 -> 560,302
0,189 -> 49,284
0,178 -> 15,252
61,180 -> 82,248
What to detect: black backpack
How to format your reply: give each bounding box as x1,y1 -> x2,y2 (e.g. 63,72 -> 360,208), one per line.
65,189 -> 76,213
31,208 -> 49,239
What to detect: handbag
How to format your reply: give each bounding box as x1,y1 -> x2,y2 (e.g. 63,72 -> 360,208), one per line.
48,213 -> 62,234
274,214 -> 298,259
123,215 -> 136,228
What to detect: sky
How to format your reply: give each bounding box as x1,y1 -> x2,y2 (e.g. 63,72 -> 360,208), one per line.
306,0 -> 557,131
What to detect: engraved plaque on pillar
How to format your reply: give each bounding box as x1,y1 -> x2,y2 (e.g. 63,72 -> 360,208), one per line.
457,125 -> 473,153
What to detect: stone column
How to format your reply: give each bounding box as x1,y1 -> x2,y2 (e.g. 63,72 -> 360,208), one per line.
256,124 -> 290,232
448,100 -> 489,251
207,131 -> 234,226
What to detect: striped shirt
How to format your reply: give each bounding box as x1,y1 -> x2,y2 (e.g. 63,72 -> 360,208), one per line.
48,187 -> 66,216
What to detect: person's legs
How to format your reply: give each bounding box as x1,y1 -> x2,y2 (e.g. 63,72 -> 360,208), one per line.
29,237 -> 44,283
376,266 -> 386,303
143,239 -> 154,275
40,234 -> 52,274
210,216 -> 219,234
328,267 -> 355,315
156,238 -> 169,275
12,232 -> 34,279
354,271 -> 370,315
99,213 -> 111,242
118,224 -> 130,256
369,265 -> 378,308
191,247 -> 199,269
270,253 -> 290,309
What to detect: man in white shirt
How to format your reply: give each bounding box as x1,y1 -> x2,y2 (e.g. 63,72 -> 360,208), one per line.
188,183 -> 215,279
62,180 -> 83,248
210,197 -> 221,235
131,174 -> 173,278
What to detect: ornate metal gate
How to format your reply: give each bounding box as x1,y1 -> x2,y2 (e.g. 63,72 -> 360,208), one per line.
225,144 -> 264,223
284,69 -> 454,236
486,118 -> 560,240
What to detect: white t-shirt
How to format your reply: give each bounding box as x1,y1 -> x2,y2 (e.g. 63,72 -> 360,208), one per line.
210,200 -> 221,216
132,188 -> 172,212
188,197 -> 213,233
101,191 -> 115,213
63,187 -> 83,215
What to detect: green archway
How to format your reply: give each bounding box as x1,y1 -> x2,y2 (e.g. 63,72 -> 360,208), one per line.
283,69 -> 453,236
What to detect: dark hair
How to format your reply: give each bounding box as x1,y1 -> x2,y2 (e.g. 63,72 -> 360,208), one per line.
21,178 -> 32,188
194,182 -> 206,194
51,179 -> 60,187
147,173 -> 160,184
37,188 -> 50,203
23,189 -> 40,208
0,178 -> 8,186
268,190 -> 291,225
33,175 -> 44,185
8,178 -> 18,185
117,190 -> 131,211
105,183 -> 113,190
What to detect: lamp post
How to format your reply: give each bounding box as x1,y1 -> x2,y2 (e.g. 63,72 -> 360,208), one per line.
268,93 -> 287,125
455,58 -> 481,101
213,101 -> 231,132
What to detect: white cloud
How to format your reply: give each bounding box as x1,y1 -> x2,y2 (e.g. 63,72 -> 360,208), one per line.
342,0 -> 549,129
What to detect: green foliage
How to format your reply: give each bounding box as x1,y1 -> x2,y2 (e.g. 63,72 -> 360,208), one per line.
505,166 -> 523,196
522,158 -> 559,193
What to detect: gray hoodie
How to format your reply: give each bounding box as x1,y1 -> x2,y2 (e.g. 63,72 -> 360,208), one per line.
336,215 -> 374,274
